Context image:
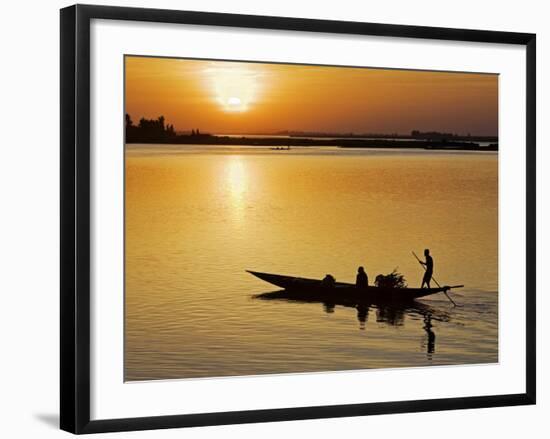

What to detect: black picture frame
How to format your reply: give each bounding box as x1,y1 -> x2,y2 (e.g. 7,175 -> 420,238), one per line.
60,4 -> 536,434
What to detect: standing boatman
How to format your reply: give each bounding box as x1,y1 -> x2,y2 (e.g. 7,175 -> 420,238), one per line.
420,249 -> 434,288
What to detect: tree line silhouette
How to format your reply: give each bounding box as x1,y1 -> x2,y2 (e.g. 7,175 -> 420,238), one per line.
126,114 -> 210,143
125,114 -> 177,142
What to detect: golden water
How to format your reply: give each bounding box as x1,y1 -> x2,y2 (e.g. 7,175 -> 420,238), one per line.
125,145 -> 498,381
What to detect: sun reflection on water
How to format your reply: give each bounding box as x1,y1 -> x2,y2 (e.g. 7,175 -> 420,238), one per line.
223,156 -> 248,220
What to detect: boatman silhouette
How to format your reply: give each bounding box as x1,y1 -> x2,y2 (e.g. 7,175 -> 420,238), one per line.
419,249 -> 434,288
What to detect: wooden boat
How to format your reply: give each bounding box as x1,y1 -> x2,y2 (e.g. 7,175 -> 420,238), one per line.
247,270 -> 463,303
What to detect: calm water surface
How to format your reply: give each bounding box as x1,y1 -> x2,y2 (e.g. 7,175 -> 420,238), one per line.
125,145 -> 498,381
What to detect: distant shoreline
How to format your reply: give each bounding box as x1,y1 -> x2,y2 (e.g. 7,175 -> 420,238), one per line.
126,135 -> 498,151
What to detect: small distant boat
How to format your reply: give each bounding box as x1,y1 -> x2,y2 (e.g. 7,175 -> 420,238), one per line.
247,270 -> 463,303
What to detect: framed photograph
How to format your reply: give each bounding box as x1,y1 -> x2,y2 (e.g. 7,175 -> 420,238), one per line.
60,4 -> 536,434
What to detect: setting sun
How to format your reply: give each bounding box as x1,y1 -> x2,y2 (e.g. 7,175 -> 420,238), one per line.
221,96 -> 245,112
204,64 -> 262,113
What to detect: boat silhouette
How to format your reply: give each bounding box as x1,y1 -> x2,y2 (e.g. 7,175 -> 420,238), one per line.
247,270 -> 463,304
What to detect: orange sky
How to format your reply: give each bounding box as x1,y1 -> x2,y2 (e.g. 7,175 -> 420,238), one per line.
125,56 -> 498,136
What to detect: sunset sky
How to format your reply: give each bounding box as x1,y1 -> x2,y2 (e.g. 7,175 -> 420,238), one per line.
125,56 -> 498,136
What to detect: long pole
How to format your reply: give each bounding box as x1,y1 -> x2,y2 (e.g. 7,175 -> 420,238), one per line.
412,251 -> 458,307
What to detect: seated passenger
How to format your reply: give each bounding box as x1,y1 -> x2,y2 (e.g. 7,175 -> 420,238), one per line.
322,274 -> 336,288
356,266 -> 369,289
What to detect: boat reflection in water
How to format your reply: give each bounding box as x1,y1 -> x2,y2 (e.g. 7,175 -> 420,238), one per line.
422,314 -> 436,359
254,290 -> 449,360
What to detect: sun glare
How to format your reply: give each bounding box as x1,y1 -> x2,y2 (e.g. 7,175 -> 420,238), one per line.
203,64 -> 263,113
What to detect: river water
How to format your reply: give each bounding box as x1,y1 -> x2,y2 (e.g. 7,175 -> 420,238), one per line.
125,145 -> 498,381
